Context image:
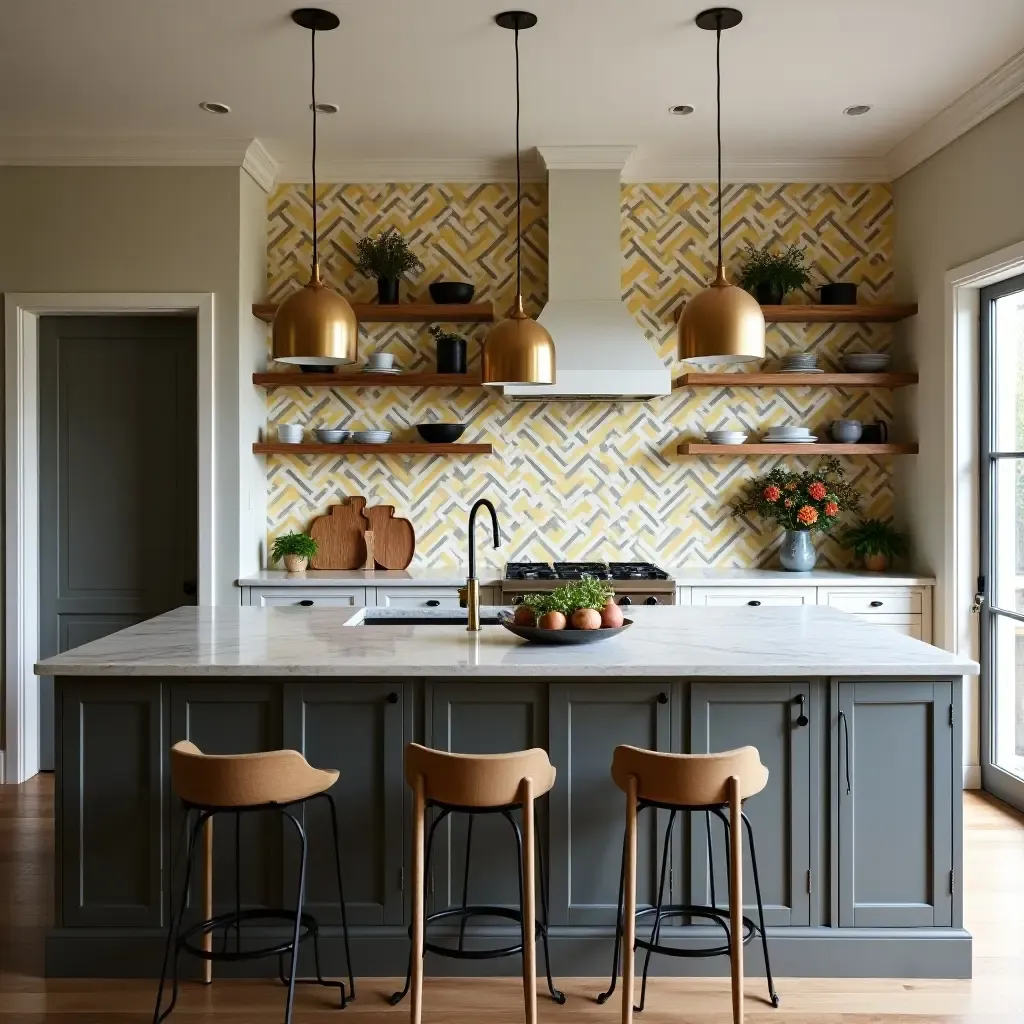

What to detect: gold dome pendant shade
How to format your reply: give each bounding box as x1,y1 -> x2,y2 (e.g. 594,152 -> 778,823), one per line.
272,8 -> 357,369
483,10 -> 555,387
677,8 -> 765,366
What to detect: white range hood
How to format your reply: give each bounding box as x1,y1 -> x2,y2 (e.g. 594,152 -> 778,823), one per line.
502,147 -> 671,401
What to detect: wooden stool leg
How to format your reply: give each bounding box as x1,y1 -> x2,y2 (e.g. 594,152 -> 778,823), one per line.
621,776 -> 638,1024
729,776 -> 744,1024
410,775 -> 425,1024
203,816 -> 213,984
521,777 -> 537,1024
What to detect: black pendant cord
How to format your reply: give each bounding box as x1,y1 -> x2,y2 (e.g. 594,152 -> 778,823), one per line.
310,25 -> 319,275
715,17 -> 722,270
514,23 -> 522,303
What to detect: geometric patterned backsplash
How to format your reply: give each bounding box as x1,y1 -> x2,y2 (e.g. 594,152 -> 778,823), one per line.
265,181 -> 896,569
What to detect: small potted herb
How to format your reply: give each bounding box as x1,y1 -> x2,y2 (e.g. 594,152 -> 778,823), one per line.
428,325 -> 468,374
736,243 -> 811,305
838,518 -> 908,572
271,532 -> 318,573
355,228 -> 424,304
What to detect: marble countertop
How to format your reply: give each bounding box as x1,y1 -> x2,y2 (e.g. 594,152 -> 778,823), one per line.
36,605 -> 976,679
238,568 -> 935,588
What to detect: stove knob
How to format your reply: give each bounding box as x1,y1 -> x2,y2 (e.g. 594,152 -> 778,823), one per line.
617,596 -> 632,606
645,596 -> 659,606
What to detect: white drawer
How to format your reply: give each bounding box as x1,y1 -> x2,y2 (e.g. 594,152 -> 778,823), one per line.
690,586 -> 817,608
852,613 -> 923,640
253,587 -> 366,608
374,586 -> 463,610
821,587 -> 922,616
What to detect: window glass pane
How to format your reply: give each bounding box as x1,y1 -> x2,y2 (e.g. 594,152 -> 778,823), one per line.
992,613 -> 1024,780
991,458 -> 1024,610
992,288 -> 1024,451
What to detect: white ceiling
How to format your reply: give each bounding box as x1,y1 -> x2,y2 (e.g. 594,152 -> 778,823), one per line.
1,0 -> 1023,181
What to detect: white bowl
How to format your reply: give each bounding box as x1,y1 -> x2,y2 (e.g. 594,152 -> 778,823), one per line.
768,425 -> 812,437
353,430 -> 392,444
314,428 -> 349,444
276,424 -> 304,443
366,353 -> 395,370
706,432 -> 748,445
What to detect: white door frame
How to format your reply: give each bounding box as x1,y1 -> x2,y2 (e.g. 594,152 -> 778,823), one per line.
4,293 -> 215,784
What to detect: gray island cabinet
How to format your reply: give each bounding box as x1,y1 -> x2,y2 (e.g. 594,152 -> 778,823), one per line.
37,605 -> 976,980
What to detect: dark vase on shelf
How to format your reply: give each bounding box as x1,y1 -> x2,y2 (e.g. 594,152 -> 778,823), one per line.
754,282 -> 784,305
820,282 -> 857,305
377,278 -> 399,304
436,335 -> 468,374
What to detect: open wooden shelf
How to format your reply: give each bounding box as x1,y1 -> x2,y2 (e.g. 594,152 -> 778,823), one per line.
677,442 -> 918,456
760,304 -> 918,323
252,302 -> 494,324
254,442 -> 493,456
674,371 -> 918,389
253,371 -> 483,388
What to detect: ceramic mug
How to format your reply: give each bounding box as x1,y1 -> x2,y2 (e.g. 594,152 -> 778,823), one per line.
830,419 -> 863,443
860,420 -> 889,443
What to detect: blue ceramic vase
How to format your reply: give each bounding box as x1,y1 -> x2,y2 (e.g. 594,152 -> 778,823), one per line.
780,530 -> 816,571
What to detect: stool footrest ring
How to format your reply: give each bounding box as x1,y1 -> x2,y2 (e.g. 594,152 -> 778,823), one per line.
420,904 -> 549,961
631,903 -> 756,959
180,908 -> 318,963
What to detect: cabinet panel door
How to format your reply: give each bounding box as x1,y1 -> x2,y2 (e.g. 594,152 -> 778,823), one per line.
375,586 -> 463,609
690,587 -> 817,607
283,682 -> 408,926
690,683 -> 811,927
59,681 -> 164,927
837,680 -> 953,927
169,683 -> 284,914
548,683 -> 672,926
427,683 -> 547,914
253,588 -> 366,608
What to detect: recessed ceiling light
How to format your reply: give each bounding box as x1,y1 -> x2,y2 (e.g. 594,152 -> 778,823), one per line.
669,104 -> 695,115
844,104 -> 872,116
310,102 -> 340,114
199,101 -> 231,115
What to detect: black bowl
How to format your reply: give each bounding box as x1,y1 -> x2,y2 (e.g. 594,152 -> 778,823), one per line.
429,282 -> 475,304
416,423 -> 467,443
497,611 -> 633,645
819,282 -> 858,305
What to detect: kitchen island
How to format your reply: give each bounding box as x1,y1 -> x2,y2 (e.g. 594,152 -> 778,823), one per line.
37,604 -> 977,980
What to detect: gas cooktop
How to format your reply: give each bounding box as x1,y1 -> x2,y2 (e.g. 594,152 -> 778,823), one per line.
504,561 -> 670,582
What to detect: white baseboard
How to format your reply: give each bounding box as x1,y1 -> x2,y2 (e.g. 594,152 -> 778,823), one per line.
963,765 -> 981,789
0,750 -> 5,785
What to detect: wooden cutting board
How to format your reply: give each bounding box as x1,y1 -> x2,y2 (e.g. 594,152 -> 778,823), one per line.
364,505 -> 416,570
309,496 -> 369,569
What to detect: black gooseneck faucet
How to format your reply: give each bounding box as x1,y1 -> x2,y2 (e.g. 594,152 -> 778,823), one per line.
465,498 -> 500,631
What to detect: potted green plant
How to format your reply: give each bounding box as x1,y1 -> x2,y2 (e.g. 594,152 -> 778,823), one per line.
271,532 -> 318,573
355,228 -> 424,304
428,325 -> 468,374
838,517 -> 908,572
731,456 -> 860,571
736,243 -> 811,305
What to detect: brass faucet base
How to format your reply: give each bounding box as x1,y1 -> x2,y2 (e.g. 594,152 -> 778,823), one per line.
465,579 -> 481,631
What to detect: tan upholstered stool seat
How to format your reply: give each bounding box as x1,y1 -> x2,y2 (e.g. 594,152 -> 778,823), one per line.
404,743 -> 556,808
169,741 -> 339,808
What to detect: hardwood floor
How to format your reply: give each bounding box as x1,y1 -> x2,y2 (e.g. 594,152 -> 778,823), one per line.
1,775 -> 1022,1022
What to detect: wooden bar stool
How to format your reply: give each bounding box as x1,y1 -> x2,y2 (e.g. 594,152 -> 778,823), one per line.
392,743 -> 565,1024
600,745 -> 778,1024
153,741 -> 356,1024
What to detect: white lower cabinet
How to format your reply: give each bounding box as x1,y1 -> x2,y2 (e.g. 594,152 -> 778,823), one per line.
690,586 -> 818,607
241,584 -> 501,610
250,587 -> 367,608
374,586 -> 463,610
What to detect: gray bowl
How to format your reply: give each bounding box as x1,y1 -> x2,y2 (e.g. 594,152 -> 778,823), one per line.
497,611 -> 633,645
314,428 -> 350,444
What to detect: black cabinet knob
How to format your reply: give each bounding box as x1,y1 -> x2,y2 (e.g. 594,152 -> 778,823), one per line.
618,596 -> 632,606
426,599 -> 441,607
657,692 -> 669,704
869,600 -> 883,607
299,599 -> 314,607
645,596 -> 659,606
748,599 -> 761,607
387,692 -> 399,704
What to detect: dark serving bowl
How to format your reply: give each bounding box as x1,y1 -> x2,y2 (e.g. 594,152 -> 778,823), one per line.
497,611 -> 633,645
416,423 -> 467,443
429,281 -> 476,304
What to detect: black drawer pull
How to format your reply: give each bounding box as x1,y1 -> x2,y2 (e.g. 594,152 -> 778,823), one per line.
794,693 -> 809,727
657,692 -> 669,704
426,599 -> 441,607
748,599 -> 761,607
869,600 -> 883,607
387,692 -> 399,704
299,599 -> 314,607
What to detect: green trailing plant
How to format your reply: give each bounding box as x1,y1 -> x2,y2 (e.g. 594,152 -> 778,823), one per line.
838,518 -> 909,560
736,243 -> 811,297
731,456 -> 860,534
428,325 -> 464,346
355,228 -> 424,282
519,579 -> 614,616
270,532 -> 318,563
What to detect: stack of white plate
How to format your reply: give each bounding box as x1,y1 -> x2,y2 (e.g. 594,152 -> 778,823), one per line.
842,352 -> 891,372
763,425 -> 817,444
352,430 -> 392,444
705,429 -> 749,445
779,353 -> 821,373
360,365 -> 402,376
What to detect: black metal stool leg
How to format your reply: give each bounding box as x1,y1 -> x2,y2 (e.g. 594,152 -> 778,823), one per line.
595,829 -> 627,1004
234,811 -> 242,955
742,811 -> 780,1009
536,812 -> 565,1004
706,810 -> 717,909
325,793 -> 355,1004
636,808 -> 675,1014
280,809 -> 307,1024
457,814 -> 474,952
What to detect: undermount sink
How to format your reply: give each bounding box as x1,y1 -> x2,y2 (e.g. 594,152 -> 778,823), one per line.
363,615 -> 503,626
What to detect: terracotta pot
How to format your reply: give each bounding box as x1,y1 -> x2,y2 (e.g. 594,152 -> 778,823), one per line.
863,551 -> 889,572
283,554 -> 309,573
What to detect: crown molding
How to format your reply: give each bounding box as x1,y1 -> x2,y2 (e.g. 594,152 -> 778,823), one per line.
0,134 -> 264,169
537,145 -> 636,171
622,155 -> 891,183
273,153 -> 545,184
887,46 -> 1024,180
241,139 -> 278,193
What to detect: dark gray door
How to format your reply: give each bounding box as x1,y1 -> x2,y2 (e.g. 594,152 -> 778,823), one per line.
39,315 -> 198,769
689,682 -> 812,927
837,680 -> 954,927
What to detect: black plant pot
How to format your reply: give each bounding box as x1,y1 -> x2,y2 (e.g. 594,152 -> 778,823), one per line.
820,282 -> 857,305
377,278 -> 399,304
754,282 -> 784,305
436,335 -> 468,374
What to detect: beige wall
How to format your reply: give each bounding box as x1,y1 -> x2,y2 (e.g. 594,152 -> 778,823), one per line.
893,93 -> 1024,776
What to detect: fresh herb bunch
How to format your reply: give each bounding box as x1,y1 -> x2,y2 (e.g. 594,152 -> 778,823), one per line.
838,518 -> 908,559
270,532 -> 318,563
520,579 -> 614,615
736,243 -> 811,297
355,228 -> 424,281
428,325 -> 464,346
731,456 -> 860,534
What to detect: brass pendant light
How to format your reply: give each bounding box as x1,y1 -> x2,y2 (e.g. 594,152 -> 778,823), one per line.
483,11 -> 555,387
677,8 -> 765,365
273,8 -> 358,368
